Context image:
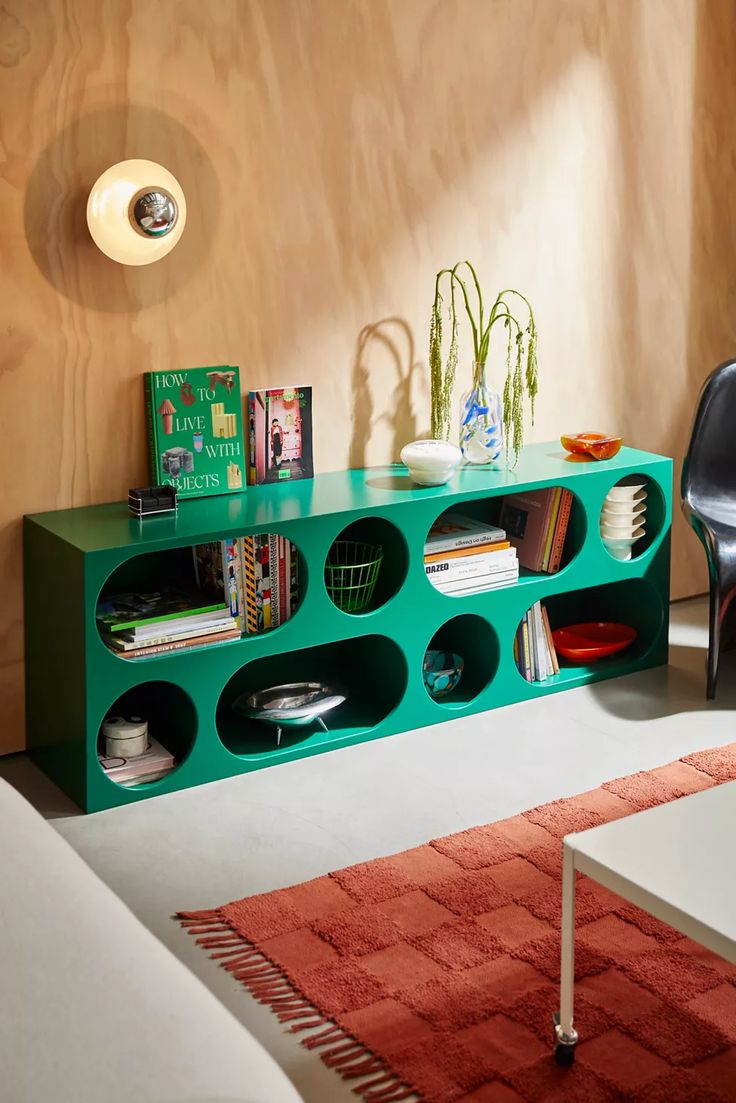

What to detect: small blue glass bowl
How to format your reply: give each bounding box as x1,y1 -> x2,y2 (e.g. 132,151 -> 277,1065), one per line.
423,649 -> 464,698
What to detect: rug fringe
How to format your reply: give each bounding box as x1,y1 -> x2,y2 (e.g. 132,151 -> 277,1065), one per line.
176,912 -> 415,1102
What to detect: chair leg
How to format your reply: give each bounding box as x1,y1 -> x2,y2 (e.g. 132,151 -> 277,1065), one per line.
707,583 -> 721,700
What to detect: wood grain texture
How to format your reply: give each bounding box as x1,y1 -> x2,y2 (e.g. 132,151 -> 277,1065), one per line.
1,0 -> 734,753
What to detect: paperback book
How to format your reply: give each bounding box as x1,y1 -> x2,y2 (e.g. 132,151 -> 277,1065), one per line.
247,386 -> 314,485
144,366 -> 246,499
424,512 -> 518,595
514,601 -> 560,681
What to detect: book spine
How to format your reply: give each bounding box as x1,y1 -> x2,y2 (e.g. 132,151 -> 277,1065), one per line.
143,373 -> 159,483
425,529 -> 507,555
290,541 -> 299,616
521,615 -> 532,681
120,628 -> 239,658
433,569 -> 519,594
425,553 -> 517,584
224,537 -> 242,628
529,602 -> 540,680
283,538 -> 291,622
241,535 -> 259,634
278,537 -> 287,622
423,541 -> 511,564
268,534 -> 281,627
541,487 -> 562,572
548,489 -> 573,573
541,604 -> 559,675
247,393 -> 256,485
108,620 -> 235,650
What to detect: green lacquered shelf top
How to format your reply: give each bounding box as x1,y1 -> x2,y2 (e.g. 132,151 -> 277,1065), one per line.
25,442 -> 671,554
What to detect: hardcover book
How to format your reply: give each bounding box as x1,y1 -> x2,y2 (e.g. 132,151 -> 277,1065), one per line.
499,489 -> 559,572
144,366 -> 246,499
247,386 -> 314,485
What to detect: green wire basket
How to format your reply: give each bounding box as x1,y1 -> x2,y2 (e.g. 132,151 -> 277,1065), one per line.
325,540 -> 384,613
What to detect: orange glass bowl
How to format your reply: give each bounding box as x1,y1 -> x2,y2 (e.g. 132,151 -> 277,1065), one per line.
551,621 -> 637,662
560,432 -> 623,461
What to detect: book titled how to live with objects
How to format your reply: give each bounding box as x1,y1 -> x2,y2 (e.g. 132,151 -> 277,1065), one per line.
144,366 -> 246,499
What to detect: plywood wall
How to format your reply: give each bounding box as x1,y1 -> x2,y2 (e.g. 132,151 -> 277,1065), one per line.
1,0 -> 735,754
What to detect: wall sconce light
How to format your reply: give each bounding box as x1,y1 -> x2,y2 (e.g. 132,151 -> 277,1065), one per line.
86,159 -> 186,265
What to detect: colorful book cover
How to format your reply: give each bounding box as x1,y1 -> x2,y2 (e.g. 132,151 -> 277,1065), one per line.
246,386 -> 314,485
241,535 -> 259,635
144,366 -> 245,499
192,538 -> 242,628
268,535 -> 281,627
499,489 -> 559,572
254,534 -> 272,631
97,591 -> 226,634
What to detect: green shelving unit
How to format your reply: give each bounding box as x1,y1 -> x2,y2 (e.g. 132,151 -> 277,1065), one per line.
24,442 -> 672,813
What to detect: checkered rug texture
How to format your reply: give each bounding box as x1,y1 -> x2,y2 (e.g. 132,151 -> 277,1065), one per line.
179,743 -> 736,1102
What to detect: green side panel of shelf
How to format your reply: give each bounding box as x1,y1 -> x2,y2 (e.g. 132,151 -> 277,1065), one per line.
23,442 -> 673,813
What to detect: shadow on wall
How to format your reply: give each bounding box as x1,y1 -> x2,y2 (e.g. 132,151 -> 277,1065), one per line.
23,103 -> 220,312
348,317 -> 427,469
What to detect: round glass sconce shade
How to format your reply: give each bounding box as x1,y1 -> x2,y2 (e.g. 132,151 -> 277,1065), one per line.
86,159 -> 187,265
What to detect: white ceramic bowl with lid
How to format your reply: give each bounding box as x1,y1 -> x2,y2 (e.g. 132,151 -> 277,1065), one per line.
400,439 -> 463,486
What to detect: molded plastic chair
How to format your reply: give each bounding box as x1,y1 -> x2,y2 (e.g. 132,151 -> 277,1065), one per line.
681,359 -> 736,698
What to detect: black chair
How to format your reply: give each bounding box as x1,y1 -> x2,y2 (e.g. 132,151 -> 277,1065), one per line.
681,359 -> 736,698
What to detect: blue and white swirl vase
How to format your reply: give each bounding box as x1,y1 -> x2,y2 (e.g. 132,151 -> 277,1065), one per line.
459,362 -> 504,464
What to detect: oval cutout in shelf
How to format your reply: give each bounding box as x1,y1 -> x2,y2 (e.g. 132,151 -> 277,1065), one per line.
97,680 -> 196,789
96,534 -> 306,657
324,517 -> 408,615
599,474 -> 666,562
425,488 -> 586,596
515,578 -> 664,687
216,633 -> 408,755
423,614 -> 499,708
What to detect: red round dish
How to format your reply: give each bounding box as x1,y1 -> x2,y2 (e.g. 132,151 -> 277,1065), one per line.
552,621 -> 637,662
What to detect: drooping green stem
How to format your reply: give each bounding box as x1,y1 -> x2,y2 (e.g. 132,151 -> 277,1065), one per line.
428,261 -> 539,463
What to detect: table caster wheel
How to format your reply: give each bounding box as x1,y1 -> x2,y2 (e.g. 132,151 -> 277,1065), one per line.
554,1041 -> 576,1066
552,1011 -> 578,1066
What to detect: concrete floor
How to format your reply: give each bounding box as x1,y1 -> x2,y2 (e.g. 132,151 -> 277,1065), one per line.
3,594 -> 734,1103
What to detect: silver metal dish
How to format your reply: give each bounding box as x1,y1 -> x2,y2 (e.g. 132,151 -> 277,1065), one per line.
233,682 -> 346,746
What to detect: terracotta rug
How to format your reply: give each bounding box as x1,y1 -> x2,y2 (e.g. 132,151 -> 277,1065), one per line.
178,745 -> 736,1102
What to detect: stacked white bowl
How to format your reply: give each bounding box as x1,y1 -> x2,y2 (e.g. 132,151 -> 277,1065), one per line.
600,480 -> 647,561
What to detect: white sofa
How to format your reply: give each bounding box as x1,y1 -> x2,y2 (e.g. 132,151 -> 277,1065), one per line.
0,778 -> 303,1103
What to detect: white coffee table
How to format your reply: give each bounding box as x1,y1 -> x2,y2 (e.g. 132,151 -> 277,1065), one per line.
554,780 -> 736,1064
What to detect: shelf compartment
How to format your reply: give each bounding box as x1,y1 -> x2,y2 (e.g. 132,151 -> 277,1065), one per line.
517,579 -> 665,688
97,680 -> 196,789
96,533 -> 306,657
216,634 -> 407,755
426,487 -> 585,596
325,517 -> 408,615
424,614 -> 499,708
599,474 -> 666,562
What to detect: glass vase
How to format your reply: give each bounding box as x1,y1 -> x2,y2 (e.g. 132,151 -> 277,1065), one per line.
459,362 -> 504,463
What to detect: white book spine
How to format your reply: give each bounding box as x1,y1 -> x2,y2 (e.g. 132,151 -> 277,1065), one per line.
434,570 -> 519,594
532,602 -> 548,680
425,528 -> 507,555
426,550 -> 517,583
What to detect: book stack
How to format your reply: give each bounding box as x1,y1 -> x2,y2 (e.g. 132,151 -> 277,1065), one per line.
240,533 -> 299,634
424,513 -> 519,595
499,487 -> 573,574
98,590 -> 240,659
98,736 -> 175,787
515,601 -> 560,682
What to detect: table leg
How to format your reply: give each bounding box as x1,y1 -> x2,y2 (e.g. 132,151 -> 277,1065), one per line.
553,841 -> 579,1066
